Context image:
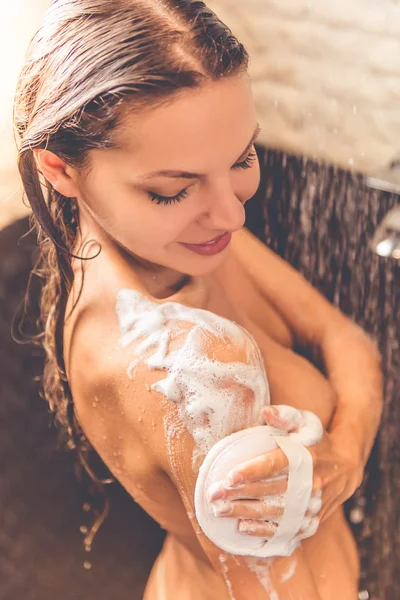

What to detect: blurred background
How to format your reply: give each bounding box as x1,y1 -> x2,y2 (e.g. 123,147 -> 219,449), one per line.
1,2 -> 399,600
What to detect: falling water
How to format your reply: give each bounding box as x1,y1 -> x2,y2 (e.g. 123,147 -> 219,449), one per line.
247,147 -> 400,600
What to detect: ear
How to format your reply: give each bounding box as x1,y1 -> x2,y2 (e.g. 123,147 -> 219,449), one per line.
33,149 -> 81,198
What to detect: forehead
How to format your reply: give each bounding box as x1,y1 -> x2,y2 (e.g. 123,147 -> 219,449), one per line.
115,74 -> 256,164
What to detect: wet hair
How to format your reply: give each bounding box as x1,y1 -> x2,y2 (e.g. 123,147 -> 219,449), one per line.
13,0 -> 248,546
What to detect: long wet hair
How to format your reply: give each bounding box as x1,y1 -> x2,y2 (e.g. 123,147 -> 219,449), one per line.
13,0 -> 248,545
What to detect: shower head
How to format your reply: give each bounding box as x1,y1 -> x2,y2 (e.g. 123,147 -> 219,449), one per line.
366,178 -> 400,260
372,205 -> 400,260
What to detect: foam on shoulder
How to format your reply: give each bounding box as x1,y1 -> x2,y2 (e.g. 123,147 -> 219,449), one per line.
116,288 -> 270,457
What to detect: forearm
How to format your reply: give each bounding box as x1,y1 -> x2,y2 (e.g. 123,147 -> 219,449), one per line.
321,320 -> 384,466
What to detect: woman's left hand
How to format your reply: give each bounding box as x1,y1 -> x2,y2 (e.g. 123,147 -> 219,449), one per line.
207,405 -> 364,539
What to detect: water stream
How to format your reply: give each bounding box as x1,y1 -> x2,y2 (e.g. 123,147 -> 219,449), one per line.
247,147 -> 400,600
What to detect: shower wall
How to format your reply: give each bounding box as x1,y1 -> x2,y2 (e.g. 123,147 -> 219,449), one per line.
208,0 -> 400,185
247,147 -> 400,600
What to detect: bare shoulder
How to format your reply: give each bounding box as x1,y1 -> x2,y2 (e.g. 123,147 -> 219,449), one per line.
64,286 -> 267,478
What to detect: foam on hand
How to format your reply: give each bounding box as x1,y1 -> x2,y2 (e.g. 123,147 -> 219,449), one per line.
194,413 -> 322,558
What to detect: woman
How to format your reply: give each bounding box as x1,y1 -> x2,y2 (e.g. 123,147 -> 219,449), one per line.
14,1 -> 383,598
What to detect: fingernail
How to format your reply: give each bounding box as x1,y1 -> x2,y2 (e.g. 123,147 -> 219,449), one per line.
212,501 -> 233,517
207,482 -> 225,502
225,471 -> 243,488
238,519 -> 256,533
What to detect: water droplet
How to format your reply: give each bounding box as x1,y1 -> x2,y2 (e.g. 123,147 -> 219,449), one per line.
358,591 -> 369,600
138,416 -> 143,422
83,561 -> 92,570
82,503 -> 91,512
332,127 -> 339,135
350,507 -> 365,524
353,105 -> 358,115
80,525 -> 88,534
348,158 -> 354,166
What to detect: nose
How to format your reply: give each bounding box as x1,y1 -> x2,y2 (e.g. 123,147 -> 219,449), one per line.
199,181 -> 246,233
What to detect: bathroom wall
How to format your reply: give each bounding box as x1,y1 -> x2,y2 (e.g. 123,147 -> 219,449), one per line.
208,0 -> 400,186
0,0 -> 49,228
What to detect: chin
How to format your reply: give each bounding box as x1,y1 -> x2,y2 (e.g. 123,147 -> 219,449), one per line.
177,249 -> 230,277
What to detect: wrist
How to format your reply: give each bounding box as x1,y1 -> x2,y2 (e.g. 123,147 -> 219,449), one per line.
328,424 -> 368,470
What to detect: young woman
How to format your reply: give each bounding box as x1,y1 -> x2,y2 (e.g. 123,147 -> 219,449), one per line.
14,1 -> 383,598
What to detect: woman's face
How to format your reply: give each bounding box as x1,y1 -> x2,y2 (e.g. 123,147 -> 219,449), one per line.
76,74 -> 261,276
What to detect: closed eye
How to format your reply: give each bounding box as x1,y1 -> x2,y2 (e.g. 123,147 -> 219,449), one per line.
148,148 -> 258,205
231,149 -> 258,170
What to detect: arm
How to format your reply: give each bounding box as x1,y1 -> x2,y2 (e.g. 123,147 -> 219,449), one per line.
79,325 -> 322,600
130,336 -> 322,600
232,228 -> 384,471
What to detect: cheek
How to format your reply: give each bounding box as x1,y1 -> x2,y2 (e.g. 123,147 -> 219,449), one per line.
235,163 -> 261,204
117,203 -> 193,247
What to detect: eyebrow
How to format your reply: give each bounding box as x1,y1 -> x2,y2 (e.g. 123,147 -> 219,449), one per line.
136,123 -> 262,181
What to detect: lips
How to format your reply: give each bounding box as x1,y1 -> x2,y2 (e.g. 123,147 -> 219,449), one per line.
179,232 -> 232,256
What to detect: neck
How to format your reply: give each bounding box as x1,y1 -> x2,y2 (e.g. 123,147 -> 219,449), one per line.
129,257 -> 191,299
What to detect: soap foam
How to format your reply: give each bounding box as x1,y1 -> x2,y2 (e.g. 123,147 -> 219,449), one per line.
246,557 -> 279,599
116,289 -> 322,560
194,423 -> 319,558
116,289 -> 270,458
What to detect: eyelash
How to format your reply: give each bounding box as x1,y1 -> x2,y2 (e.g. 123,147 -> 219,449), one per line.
148,149 -> 258,206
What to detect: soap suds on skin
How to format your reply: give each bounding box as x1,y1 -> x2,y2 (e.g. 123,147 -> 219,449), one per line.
117,288 -> 270,460
219,555 -> 236,600
246,557 -> 279,600
116,289 -> 322,561
281,558 -> 297,583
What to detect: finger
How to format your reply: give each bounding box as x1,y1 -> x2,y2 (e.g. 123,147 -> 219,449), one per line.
212,499 -> 284,520
238,519 -> 278,538
262,405 -> 303,432
207,477 -> 288,502
226,449 -> 289,488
